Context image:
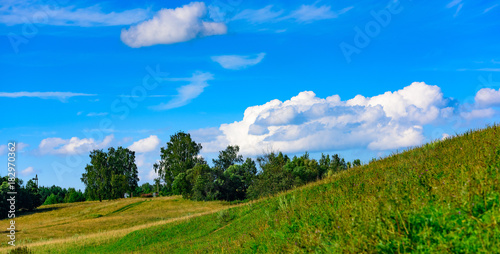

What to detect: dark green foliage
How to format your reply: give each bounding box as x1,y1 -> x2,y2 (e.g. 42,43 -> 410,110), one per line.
285,152 -> 323,185
133,182 -> 155,197
219,158 -> 257,201
212,145 -> 243,171
352,159 -> 362,167
172,172 -> 191,198
39,185 -> 67,204
39,185 -> 85,205
188,164 -> 220,201
0,177 -> 42,219
8,246 -> 33,254
81,147 -> 139,201
247,152 -> 293,199
63,188 -> 85,203
43,193 -> 63,205
320,153 -> 347,176
248,152 -> 347,199
153,131 -> 203,194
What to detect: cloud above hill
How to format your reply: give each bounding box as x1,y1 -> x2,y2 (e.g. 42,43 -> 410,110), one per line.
193,82 -> 495,155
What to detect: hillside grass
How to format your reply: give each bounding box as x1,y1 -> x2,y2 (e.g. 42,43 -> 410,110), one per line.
7,125 -> 500,253
0,196 -> 235,252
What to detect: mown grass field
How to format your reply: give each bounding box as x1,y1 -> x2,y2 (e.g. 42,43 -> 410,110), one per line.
0,196 -> 236,252
5,125 -> 500,253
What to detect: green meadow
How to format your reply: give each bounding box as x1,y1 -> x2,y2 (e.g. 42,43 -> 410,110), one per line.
4,125 -> 500,253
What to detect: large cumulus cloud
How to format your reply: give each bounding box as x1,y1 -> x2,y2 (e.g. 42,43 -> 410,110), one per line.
194,82 -> 474,155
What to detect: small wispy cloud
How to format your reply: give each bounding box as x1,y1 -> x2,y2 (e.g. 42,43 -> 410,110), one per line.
231,5 -> 284,23
150,72 -> 214,110
86,112 -> 108,117
446,0 -> 462,8
453,3 -> 463,17
231,4 -> 352,25
20,166 -> 35,176
0,91 -> 96,101
457,68 -> 500,72
284,5 -> 353,22
212,53 -> 266,70
483,4 -> 499,13
0,143 -> 29,155
446,0 -> 463,17
0,1 -> 150,26
118,94 -> 171,98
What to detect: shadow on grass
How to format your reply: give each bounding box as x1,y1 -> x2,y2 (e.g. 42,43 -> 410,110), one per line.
17,206 -> 61,217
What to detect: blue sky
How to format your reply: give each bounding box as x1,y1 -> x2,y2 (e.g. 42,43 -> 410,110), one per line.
1,0 -> 499,190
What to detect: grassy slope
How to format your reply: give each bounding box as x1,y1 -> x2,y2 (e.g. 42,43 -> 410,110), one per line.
0,196 -> 233,252
17,125 -> 500,253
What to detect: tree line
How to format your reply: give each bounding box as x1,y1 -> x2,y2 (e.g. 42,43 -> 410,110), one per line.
80,131 -> 362,202
125,131 -> 360,201
1,130 -> 362,218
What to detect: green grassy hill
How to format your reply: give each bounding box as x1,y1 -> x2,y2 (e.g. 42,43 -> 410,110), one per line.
8,125 -> 500,253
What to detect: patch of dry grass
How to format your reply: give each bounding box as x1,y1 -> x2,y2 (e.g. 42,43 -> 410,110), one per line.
0,195 -> 231,251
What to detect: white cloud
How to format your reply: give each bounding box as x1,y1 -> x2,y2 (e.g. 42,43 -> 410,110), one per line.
137,159 -> 158,182
0,91 -> 96,101
0,143 -> 29,155
196,82 -> 460,155
0,1 -> 150,26
446,0 -> 462,8
453,3 -> 463,17
483,4 -> 499,14
285,5 -> 353,22
17,142 -> 29,152
445,0 -> 463,17
475,88 -> 500,107
128,135 -> 160,153
441,133 -> 451,140
212,53 -> 266,70
86,112 -> 109,117
20,166 -> 34,176
346,82 -> 449,124
135,154 -> 146,167
461,108 -> 495,120
231,5 -> 284,23
38,134 -> 114,155
150,72 -> 213,110
146,168 -> 159,181
231,4 -> 352,24
121,2 -> 226,48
